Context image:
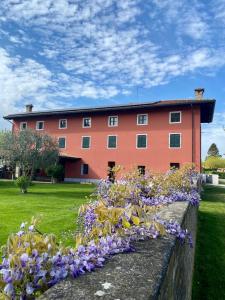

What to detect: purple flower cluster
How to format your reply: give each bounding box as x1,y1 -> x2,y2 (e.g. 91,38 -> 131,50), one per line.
0,231 -> 131,299
140,189 -> 200,207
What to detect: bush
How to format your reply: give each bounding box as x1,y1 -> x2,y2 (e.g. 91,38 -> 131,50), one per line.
46,165 -> 64,183
15,176 -> 31,193
203,157 -> 225,170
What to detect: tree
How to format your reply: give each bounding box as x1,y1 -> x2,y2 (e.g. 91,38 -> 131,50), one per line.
0,129 -> 59,179
207,143 -> 220,157
203,156 -> 225,170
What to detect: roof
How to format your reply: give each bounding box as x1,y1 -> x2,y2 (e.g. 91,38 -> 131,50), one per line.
3,99 -> 216,123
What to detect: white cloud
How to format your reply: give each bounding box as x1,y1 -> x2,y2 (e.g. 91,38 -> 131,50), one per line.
0,48 -> 53,128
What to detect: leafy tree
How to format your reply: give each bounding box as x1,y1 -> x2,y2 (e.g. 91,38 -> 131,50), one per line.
207,143 -> 220,157
46,164 -> 64,183
0,129 -> 59,179
203,156 -> 225,170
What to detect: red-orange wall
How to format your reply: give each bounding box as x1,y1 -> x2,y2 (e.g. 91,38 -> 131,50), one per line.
13,105 -> 201,180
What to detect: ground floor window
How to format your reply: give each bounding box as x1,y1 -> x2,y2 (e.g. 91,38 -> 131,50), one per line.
108,161 -> 115,182
138,165 -> 145,175
81,164 -> 89,175
170,162 -> 180,169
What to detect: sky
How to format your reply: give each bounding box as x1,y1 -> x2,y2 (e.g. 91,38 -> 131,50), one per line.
0,0 -> 224,158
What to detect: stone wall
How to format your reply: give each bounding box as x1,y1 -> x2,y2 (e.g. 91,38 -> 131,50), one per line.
40,202 -> 197,300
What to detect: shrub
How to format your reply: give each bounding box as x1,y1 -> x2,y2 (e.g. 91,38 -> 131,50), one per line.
203,156 -> 225,169
46,165 -> 64,183
15,176 -> 31,193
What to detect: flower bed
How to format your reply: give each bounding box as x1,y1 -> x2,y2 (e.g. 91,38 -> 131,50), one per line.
0,166 -> 200,299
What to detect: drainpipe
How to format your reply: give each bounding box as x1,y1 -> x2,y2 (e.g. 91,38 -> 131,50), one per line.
191,104 -> 194,166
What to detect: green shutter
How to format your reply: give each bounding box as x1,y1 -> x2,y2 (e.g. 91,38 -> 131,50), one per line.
137,135 -> 147,148
170,134 -> 180,148
108,136 -> 117,148
82,137 -> 90,148
59,138 -> 65,148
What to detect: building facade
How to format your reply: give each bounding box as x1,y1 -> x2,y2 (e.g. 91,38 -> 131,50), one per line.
4,89 -> 215,182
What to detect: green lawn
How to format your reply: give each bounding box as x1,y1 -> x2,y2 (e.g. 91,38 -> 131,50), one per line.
192,185 -> 225,300
0,180 -> 95,248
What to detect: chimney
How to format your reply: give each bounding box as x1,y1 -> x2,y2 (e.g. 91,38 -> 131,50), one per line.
194,88 -> 204,100
25,104 -> 33,112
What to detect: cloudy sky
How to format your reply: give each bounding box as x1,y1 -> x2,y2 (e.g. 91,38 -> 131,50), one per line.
0,0 -> 224,157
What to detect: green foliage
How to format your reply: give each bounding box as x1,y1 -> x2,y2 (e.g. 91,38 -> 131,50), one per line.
207,143 -> 220,157
15,176 -> 31,193
203,156 -> 225,169
46,165 -> 64,182
0,129 -> 59,178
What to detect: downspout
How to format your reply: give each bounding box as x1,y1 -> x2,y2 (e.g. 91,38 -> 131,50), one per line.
191,104 -> 194,166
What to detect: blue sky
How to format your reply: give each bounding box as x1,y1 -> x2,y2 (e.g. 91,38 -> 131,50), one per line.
0,0 -> 224,158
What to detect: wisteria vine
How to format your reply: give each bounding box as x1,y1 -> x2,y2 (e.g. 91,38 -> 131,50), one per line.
0,166 -> 200,299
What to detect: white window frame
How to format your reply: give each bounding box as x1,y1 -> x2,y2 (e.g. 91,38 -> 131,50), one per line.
136,134 -> 148,149
169,133 -> 182,149
108,115 -> 118,127
82,117 -> 91,128
20,122 -> 27,131
81,136 -> 91,149
169,111 -> 182,124
137,114 -> 148,125
36,121 -> 44,131
58,136 -> 66,149
107,135 -> 118,149
81,163 -> 89,175
59,119 -> 67,129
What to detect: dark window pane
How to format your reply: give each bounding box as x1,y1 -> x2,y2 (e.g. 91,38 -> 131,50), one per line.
59,138 -> 66,148
82,164 -> 89,175
109,116 -> 118,126
138,114 -> 147,125
170,134 -> 181,148
83,118 -> 91,127
59,119 -> 67,128
138,165 -> 145,175
170,112 -> 181,123
137,135 -> 147,148
82,137 -> 90,148
108,136 -> 117,148
170,163 -> 180,169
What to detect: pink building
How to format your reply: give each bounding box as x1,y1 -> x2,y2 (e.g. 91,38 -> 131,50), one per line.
4,88 -> 215,182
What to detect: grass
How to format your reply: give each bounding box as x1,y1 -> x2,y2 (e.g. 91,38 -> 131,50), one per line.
0,180 -> 95,248
192,185 -> 225,300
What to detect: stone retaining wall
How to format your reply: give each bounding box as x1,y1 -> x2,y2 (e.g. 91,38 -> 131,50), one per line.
40,202 -> 197,300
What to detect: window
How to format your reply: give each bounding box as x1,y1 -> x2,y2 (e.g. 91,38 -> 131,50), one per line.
137,114 -> 148,125
36,121 -> 44,130
83,117 -> 91,128
58,137 -> 66,149
108,116 -> 118,127
59,119 -> 67,129
20,122 -> 27,131
138,165 -> 145,175
169,133 -> 181,148
137,134 -> 147,148
169,111 -> 181,123
108,161 -> 115,182
81,164 -> 89,175
108,135 -> 117,148
82,136 -> 90,149
170,163 -> 180,169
